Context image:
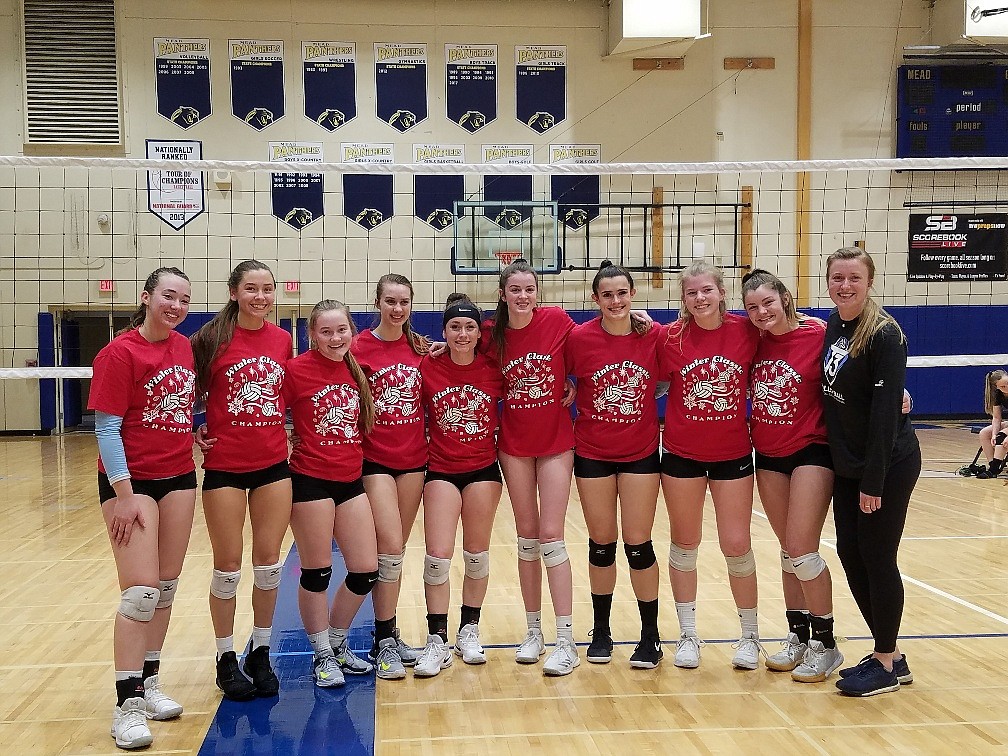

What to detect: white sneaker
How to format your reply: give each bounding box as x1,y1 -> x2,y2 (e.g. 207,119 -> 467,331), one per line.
674,631 -> 703,669
454,623 -> 487,665
792,640 -> 844,683
515,627 -> 546,664
765,632 -> 808,672
142,674 -> 183,720
373,637 -> 407,681
394,629 -> 421,667
313,653 -> 345,688
543,637 -> 580,677
111,697 -> 153,750
731,631 -> 765,670
414,634 -> 453,678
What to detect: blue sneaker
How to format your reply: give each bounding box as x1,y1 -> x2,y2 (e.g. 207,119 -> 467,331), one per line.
835,658 -> 900,697
840,653 -> 912,684
838,654 -> 872,678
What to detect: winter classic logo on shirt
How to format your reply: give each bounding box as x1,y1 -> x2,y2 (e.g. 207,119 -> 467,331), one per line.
225,357 -> 285,423
311,384 -> 361,442
751,359 -> 802,424
369,363 -> 421,424
680,355 -> 744,421
143,366 -> 196,431
431,384 -> 495,440
503,352 -> 555,407
591,360 -> 649,423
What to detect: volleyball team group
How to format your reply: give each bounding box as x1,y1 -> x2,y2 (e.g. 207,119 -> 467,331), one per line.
91,248 -> 922,750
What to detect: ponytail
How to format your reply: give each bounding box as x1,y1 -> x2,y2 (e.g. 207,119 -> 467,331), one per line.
491,258 -> 537,361
118,267 -> 189,336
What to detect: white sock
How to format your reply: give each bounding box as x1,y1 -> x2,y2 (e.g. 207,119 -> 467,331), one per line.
115,670 -> 143,681
556,615 -> 573,642
309,631 -> 333,658
144,651 -> 160,663
329,627 -> 348,650
676,601 -> 697,635
252,625 -> 272,650
526,611 -> 542,630
215,636 -> 234,659
738,607 -> 759,637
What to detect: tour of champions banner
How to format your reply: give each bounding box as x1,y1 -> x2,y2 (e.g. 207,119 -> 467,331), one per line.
445,44 -> 497,133
269,143 -> 323,231
482,144 -> 533,228
375,43 -> 428,132
516,45 -> 566,133
907,213 -> 1008,281
414,145 -> 465,231
550,144 -> 601,230
146,140 -> 205,230
153,38 -> 210,128
303,41 -> 356,131
342,143 -> 394,230
230,39 -> 284,130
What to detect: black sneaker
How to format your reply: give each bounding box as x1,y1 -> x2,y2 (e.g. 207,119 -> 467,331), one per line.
839,653 -> 912,684
216,651 -> 256,701
243,645 -> 280,697
629,636 -> 663,669
838,653 -> 872,678
835,657 -> 899,697
586,628 -> 613,664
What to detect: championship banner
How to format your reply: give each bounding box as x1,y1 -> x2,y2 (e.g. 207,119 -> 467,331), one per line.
303,41 -> 356,131
154,38 -> 211,129
342,143 -> 394,230
445,44 -> 497,133
482,144 -> 533,229
414,144 -> 465,231
550,144 -> 601,230
269,142 -> 323,231
907,213 -> 1008,281
515,45 -> 566,134
230,39 -> 285,130
146,140 -> 205,230
375,43 -> 428,132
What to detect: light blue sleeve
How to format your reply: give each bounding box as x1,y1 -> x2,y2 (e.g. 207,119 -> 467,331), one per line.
95,411 -> 130,484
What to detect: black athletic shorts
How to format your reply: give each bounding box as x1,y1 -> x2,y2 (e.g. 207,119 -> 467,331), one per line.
98,470 -> 197,505
202,460 -> 291,492
573,449 -> 661,479
425,461 -> 503,493
291,472 -> 366,506
362,459 -> 427,478
754,443 -> 833,476
660,450 -> 754,481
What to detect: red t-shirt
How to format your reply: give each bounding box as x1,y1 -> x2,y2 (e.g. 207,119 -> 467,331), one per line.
351,329 -> 427,470
283,350 -> 364,482
420,352 -> 505,475
564,318 -> 661,463
484,307 -> 576,458
201,322 -> 291,473
89,328 -> 196,479
658,313 -> 758,462
750,318 -> 829,457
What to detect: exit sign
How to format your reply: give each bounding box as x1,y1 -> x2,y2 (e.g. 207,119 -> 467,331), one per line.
285,280 -> 300,293
99,280 -> 115,292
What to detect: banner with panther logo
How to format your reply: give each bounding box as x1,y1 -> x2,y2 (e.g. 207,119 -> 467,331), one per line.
550,144 -> 600,230
269,142 -> 323,231
230,39 -> 285,130
303,41 -> 356,131
445,44 -> 497,133
516,45 -> 566,134
146,140 -> 205,230
154,38 -> 211,129
414,144 -> 464,231
341,143 -> 394,231
375,43 -> 428,133
482,144 -> 533,229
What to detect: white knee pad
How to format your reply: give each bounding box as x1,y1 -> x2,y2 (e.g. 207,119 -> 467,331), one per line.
780,549 -> 796,575
119,585 -> 160,622
423,554 -> 452,586
463,550 -> 491,580
725,550 -> 757,578
517,537 -> 541,562
156,578 -> 179,609
253,562 -> 283,591
378,551 -> 405,583
541,540 -> 570,568
210,569 -> 241,600
791,552 -> 827,582
669,543 -> 699,572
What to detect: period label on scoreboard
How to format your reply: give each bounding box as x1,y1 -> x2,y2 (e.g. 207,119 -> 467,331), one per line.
146,140 -> 204,230
445,44 -> 497,133
375,43 -> 428,132
230,39 -> 285,130
154,38 -> 211,128
303,41 -> 356,131
516,45 -> 566,134
269,142 -> 323,231
908,213 -> 1008,281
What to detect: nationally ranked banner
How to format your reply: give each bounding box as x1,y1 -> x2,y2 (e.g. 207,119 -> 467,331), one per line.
445,44 -> 497,133
230,39 -> 285,130
303,41 -> 356,131
375,43 -> 428,133
146,140 -> 205,230
154,38 -> 211,129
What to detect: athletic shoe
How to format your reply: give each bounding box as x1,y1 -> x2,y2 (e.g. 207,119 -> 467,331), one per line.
839,653 -> 912,684
515,627 -> 546,664
243,645 -> 280,697
369,628 -> 421,667
454,623 -> 487,665
586,627 -> 613,664
543,637 -> 580,676
764,632 -> 807,672
313,653 -> 345,688
791,640 -> 844,683
414,634 -> 453,678
334,641 -> 374,675
373,637 -> 407,680
111,697 -> 153,750
731,631 -> 765,670
835,657 -> 899,697
629,636 -> 663,669
674,631 -> 703,669
142,674 -> 182,720
215,651 -> 257,701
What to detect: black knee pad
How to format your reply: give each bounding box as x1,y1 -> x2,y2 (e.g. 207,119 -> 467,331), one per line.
299,566 -> 332,593
345,569 -> 379,596
624,540 -> 657,571
588,539 -> 617,567
995,431 -> 1006,445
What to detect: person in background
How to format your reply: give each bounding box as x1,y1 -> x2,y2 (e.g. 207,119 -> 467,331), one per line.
977,369 -> 1008,479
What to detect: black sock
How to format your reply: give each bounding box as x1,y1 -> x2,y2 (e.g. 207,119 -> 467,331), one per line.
115,677 -> 143,707
460,604 -> 481,628
990,458 -> 1005,476
592,593 -> 613,633
786,609 -> 811,645
809,614 -> 836,649
637,598 -> 659,638
142,658 -> 159,681
375,617 -> 396,643
427,613 -> 449,643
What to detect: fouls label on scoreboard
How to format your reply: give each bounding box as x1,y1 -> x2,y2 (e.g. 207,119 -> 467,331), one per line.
907,213 -> 1007,281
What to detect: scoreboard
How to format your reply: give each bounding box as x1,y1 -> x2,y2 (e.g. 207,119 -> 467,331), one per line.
896,64 -> 1008,158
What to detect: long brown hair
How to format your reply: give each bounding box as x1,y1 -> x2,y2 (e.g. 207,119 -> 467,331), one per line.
740,268 -> 799,326
374,273 -> 430,356
120,267 -> 189,335
825,247 -> 905,358
491,257 -> 538,362
308,299 -> 375,434
985,369 -> 1008,414
592,259 -> 650,335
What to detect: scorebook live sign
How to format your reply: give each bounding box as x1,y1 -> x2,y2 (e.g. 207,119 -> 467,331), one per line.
908,213 -> 1008,281
146,140 -> 205,230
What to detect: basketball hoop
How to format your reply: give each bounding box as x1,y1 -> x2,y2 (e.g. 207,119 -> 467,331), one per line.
494,250 -> 521,268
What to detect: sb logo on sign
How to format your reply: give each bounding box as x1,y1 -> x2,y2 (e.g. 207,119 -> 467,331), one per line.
924,215 -> 957,231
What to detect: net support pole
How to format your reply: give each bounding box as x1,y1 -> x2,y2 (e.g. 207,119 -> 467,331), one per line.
740,185 -> 753,273
651,186 -> 664,288
795,0 -> 813,305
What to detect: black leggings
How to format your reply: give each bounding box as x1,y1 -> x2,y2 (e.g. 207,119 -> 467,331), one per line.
832,445 -> 921,654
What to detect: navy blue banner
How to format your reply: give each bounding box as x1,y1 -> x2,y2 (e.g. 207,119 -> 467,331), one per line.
375,43 -> 428,132
484,174 -> 532,228
552,175 -> 599,230
230,40 -> 285,130
516,45 -> 566,133
415,175 -> 464,231
303,41 -> 356,131
154,38 -> 211,128
272,173 -> 323,230
446,44 -> 497,133
344,174 -> 394,230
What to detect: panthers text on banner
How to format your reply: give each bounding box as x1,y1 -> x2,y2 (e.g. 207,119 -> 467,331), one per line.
303,41 -> 356,131
230,39 -> 285,130
154,38 -> 211,128
550,144 -> 601,230
445,44 -> 497,133
482,144 -> 533,229
515,45 -> 566,134
414,144 -> 465,231
375,42 -> 428,133
269,142 -> 323,231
